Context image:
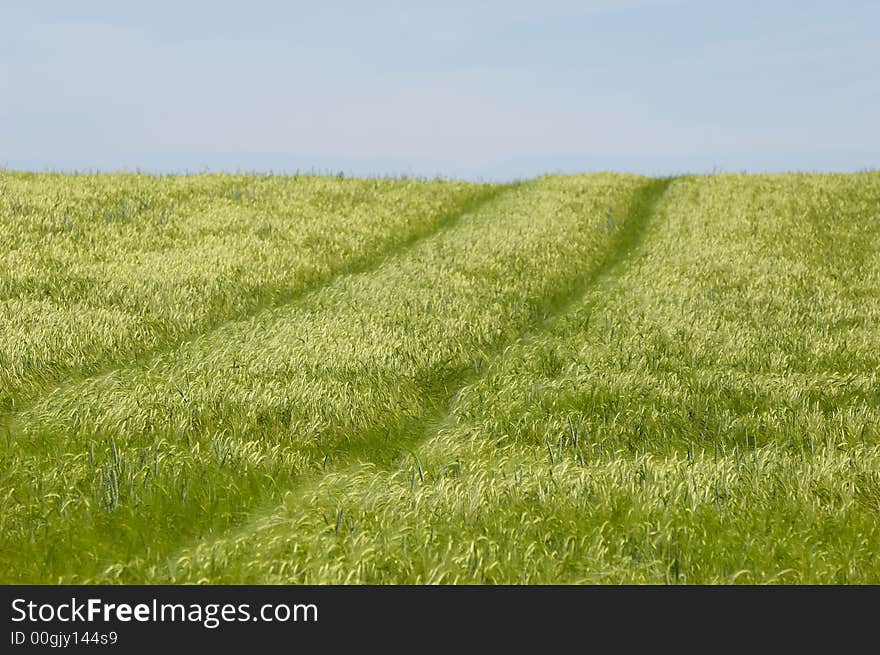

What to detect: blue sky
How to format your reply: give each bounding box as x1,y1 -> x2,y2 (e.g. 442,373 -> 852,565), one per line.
2,1 -> 878,180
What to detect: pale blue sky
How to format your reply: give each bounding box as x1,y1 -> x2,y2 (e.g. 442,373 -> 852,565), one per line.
2,1 -> 877,180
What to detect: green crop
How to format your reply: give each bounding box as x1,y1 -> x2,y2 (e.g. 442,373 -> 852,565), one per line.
1,170 -> 878,583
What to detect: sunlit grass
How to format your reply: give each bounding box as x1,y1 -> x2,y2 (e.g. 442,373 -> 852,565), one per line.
1,170 -> 878,583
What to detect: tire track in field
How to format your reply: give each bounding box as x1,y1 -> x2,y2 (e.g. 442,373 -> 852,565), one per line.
137,177 -> 673,583
367,177 -> 671,455
332,177 -> 673,467
0,183 -> 515,431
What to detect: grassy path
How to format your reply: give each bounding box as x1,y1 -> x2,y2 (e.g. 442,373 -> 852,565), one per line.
111,177 -> 672,582
0,174 -> 653,582
144,173 -> 880,584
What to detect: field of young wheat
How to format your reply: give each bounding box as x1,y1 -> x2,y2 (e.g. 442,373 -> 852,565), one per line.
1,170 -> 878,583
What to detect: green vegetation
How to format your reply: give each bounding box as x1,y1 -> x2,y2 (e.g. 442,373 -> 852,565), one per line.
0,173 -> 496,411
1,170 -> 878,583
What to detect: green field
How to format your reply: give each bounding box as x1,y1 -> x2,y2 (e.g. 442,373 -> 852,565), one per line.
1,170 -> 879,583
